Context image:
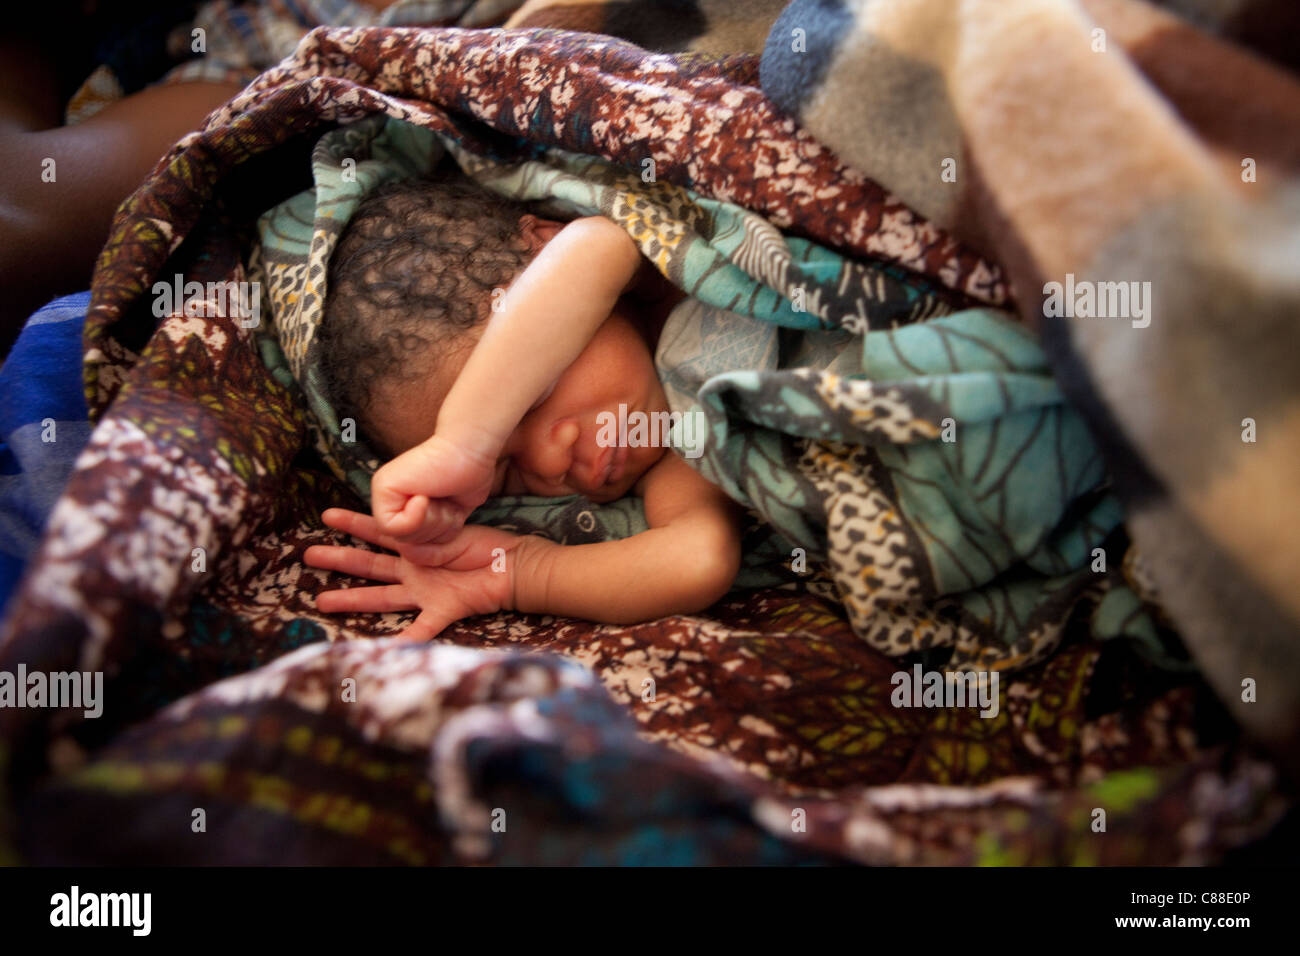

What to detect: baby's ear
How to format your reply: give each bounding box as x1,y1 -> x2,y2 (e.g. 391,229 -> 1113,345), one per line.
518,214 -> 566,254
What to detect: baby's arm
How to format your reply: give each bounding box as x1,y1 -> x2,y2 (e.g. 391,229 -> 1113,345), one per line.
307,452 -> 742,637
438,215 -> 642,462
371,215 -> 642,540
508,453 -> 743,622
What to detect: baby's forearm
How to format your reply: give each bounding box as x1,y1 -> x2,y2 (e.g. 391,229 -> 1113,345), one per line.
434,215 -> 641,461
509,517 -> 741,624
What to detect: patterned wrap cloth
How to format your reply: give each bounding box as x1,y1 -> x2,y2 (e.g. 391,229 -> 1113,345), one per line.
0,20 -> 1289,864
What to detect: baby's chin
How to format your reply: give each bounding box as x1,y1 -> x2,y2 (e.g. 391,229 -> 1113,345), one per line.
505,466 -> 637,502
583,479 -> 637,504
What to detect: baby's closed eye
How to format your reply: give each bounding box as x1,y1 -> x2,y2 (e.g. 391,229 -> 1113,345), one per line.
490,458 -> 510,496
529,378 -> 559,411
489,458 -> 544,497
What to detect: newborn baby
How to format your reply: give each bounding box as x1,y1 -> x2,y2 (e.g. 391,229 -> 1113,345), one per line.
305,176 -> 742,639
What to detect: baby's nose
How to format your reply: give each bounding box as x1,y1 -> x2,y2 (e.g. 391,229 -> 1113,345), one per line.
519,418 -> 579,481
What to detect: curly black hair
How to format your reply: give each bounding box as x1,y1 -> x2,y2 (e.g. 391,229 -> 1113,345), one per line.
319,173 -> 540,454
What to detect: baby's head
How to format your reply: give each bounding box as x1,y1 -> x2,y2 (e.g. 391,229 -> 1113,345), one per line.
321,175 -> 668,503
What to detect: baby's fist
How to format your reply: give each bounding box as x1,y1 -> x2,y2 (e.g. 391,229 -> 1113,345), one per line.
371,434 -> 498,544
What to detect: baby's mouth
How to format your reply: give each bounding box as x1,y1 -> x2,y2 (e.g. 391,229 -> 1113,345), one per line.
577,445 -> 608,491
569,441 -> 628,495
602,444 -> 629,486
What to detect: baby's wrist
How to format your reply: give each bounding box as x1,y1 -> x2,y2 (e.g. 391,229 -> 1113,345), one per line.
430,418 -> 504,467
507,535 -> 559,614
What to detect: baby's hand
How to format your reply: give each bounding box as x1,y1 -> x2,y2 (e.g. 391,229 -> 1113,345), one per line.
305,507 -> 529,640
370,433 -> 498,544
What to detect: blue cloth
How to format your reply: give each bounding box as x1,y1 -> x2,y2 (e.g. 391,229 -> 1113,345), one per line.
0,293 -> 93,618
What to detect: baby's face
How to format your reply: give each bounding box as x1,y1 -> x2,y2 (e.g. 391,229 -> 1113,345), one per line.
493,306 -> 669,503
370,305 -> 669,504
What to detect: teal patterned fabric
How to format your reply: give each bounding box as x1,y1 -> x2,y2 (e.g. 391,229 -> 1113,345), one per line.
657,295 -> 1152,669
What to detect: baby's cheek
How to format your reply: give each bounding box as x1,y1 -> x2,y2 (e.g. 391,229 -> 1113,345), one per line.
612,445 -> 667,498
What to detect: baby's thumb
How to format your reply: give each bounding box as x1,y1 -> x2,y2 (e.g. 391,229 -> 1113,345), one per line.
380,495 -> 427,536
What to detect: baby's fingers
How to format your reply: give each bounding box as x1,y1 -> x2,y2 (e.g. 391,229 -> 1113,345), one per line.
416,500 -> 466,544
321,508 -> 398,550
377,494 -> 428,537
386,498 -> 465,545
313,584 -> 417,614
304,544 -> 401,583
395,608 -> 453,642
